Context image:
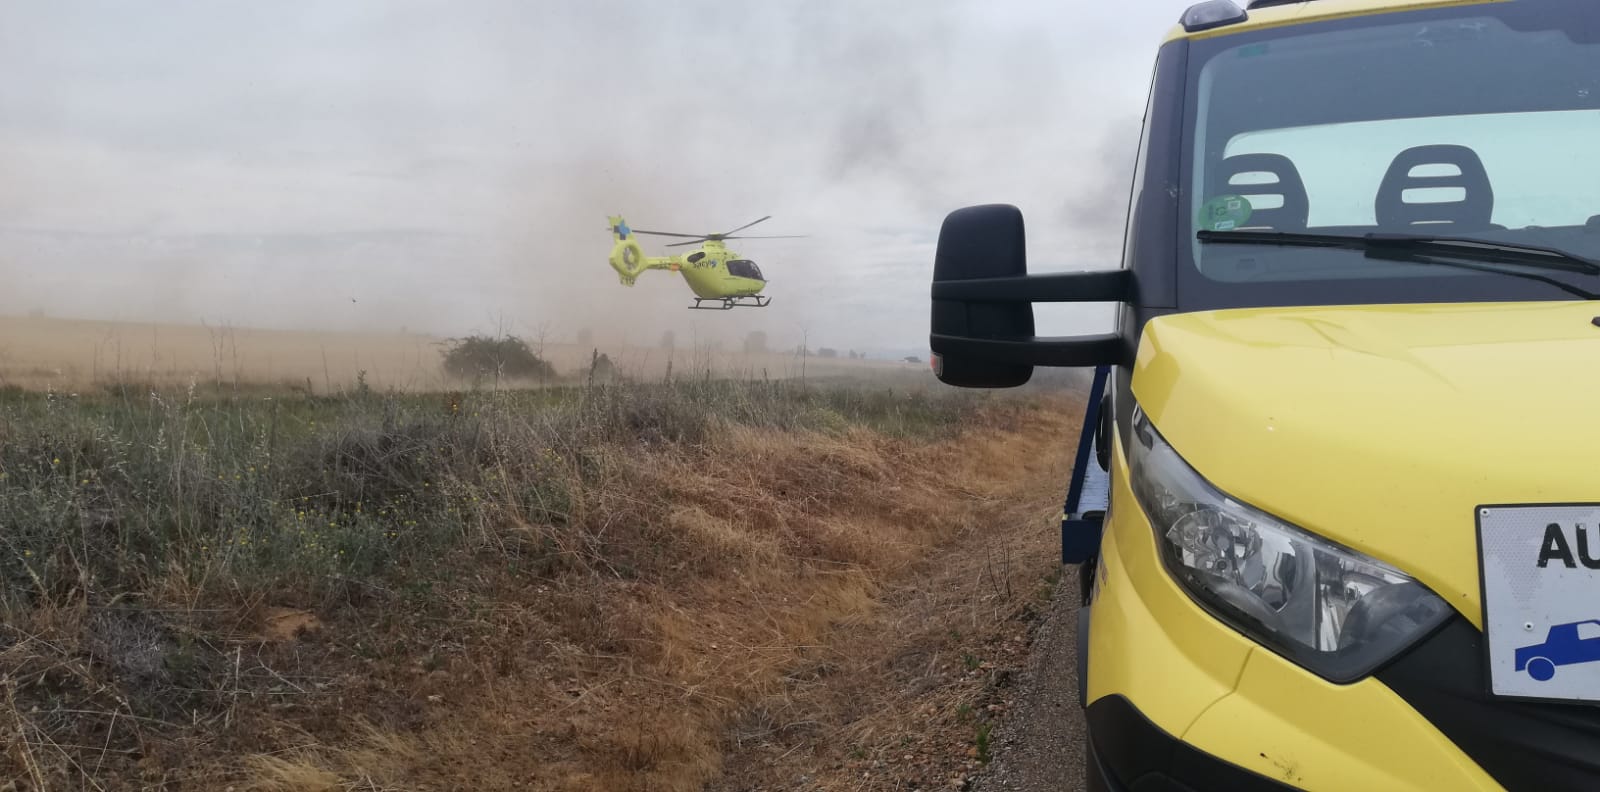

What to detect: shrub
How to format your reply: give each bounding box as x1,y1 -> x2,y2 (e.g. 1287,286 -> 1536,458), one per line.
441,335 -> 556,383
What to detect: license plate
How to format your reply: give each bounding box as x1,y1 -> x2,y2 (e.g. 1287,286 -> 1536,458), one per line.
1479,504 -> 1600,702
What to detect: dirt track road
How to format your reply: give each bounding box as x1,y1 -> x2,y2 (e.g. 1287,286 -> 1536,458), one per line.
970,566 -> 1089,792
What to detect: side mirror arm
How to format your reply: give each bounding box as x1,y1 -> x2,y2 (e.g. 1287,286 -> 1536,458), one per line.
931,269 -> 1132,370
930,270 -> 1131,303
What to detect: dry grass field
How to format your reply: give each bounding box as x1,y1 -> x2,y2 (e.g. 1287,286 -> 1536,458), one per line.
0,315 -> 919,393
0,348 -> 1082,790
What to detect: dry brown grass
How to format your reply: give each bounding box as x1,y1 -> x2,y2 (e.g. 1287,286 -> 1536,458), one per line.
193,402 -> 1073,792
0,377 -> 1076,791
710,406 -> 1081,790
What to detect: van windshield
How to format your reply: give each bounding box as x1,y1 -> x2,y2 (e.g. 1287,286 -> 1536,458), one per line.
1184,0 -> 1600,297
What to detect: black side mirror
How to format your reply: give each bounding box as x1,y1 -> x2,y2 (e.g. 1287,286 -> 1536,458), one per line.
931,205 -> 1034,387
929,204 -> 1129,388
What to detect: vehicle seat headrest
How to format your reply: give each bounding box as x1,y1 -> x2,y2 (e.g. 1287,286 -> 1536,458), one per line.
1376,145 -> 1494,229
1216,153 -> 1309,230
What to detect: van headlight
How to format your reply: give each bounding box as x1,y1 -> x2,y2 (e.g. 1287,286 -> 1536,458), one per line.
1128,405 -> 1451,682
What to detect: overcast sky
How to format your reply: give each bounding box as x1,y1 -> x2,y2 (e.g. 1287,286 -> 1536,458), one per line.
0,0 -> 1194,354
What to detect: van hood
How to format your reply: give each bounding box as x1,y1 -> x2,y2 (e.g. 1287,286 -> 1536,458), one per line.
1132,301 -> 1600,626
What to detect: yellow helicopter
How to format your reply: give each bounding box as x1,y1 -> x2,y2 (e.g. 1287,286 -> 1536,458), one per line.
607,215 -> 802,309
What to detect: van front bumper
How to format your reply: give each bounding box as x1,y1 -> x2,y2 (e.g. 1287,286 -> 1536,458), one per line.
1083,603 -> 1600,792
1084,693 -> 1293,792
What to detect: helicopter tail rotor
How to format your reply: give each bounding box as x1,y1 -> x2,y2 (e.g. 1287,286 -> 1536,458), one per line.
607,216 -> 649,285
609,237 -> 648,286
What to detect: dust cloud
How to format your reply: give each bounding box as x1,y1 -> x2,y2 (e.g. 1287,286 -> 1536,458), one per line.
0,0 -> 1197,363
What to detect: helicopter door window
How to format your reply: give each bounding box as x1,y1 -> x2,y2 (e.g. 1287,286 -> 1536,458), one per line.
686,251 -> 706,264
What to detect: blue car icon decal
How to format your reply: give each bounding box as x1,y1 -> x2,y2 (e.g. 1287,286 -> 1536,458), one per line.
1515,619 -> 1600,682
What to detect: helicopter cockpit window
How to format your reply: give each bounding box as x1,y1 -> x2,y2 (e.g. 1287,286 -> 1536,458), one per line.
727,259 -> 764,280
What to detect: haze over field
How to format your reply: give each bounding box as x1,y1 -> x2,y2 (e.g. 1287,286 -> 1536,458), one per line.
0,5 -> 1175,785
0,313 -> 921,391
0,0 -> 1196,357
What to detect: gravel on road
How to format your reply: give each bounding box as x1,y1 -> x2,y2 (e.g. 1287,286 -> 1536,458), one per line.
971,565 -> 1088,792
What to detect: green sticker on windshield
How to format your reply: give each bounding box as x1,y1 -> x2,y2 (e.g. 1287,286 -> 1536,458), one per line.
1198,195 -> 1252,232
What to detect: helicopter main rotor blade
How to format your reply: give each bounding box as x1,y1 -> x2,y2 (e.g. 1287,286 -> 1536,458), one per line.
630,229 -> 705,238
722,234 -> 807,240
719,216 -> 772,237
664,239 -> 710,247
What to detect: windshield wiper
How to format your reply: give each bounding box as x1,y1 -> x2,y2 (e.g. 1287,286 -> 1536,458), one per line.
1197,229 -> 1600,300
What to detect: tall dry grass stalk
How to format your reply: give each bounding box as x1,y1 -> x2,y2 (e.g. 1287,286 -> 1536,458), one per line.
0,375 -> 1062,790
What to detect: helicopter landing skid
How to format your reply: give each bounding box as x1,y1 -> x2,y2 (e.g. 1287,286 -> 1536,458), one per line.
690,295 -> 771,310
